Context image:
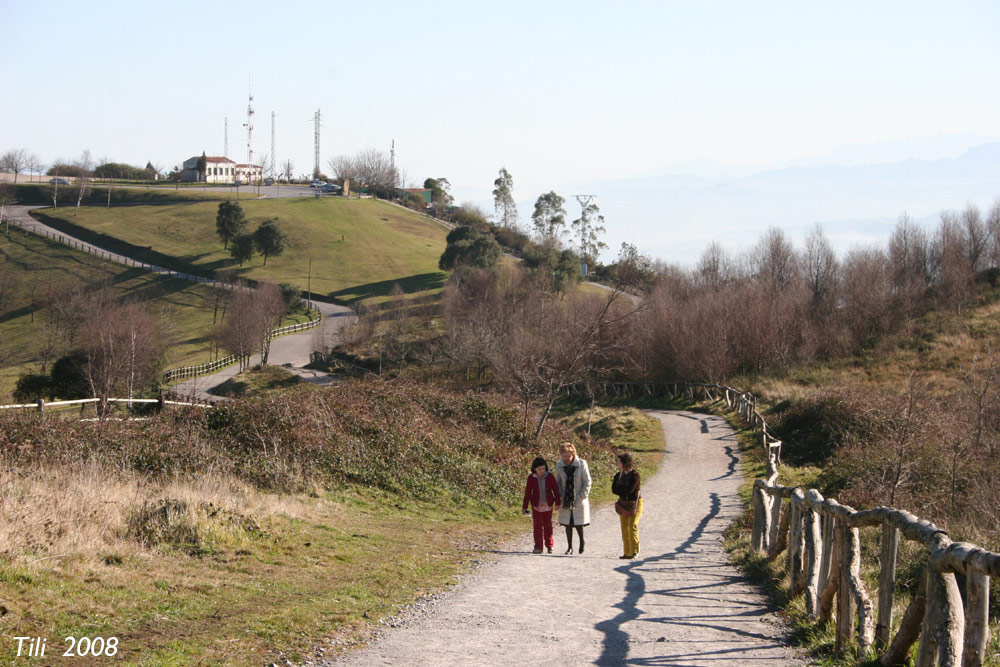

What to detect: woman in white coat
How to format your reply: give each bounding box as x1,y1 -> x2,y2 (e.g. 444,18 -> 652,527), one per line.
555,442 -> 591,555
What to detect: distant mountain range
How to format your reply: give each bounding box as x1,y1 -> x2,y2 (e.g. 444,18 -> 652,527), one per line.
582,141 -> 1000,265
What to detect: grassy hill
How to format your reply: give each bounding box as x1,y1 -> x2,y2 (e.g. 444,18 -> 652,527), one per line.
0,227 -> 311,399
33,196 -> 450,304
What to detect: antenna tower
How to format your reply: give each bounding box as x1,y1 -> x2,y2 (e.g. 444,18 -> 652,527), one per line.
312,109 -> 322,179
224,117 -> 229,158
270,111 -> 276,179
243,79 -> 255,170
390,139 -> 396,187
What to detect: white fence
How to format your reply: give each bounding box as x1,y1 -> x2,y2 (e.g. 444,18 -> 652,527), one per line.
161,312 -> 321,383
0,397 -> 212,412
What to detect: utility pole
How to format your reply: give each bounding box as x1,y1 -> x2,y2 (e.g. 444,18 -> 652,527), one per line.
307,257 -> 312,311
270,111 -> 276,180
312,109 -> 322,179
390,139 -> 396,188
244,78 -> 255,182
224,117 -> 229,159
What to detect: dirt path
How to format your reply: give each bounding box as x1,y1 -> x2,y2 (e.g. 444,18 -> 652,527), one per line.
321,410 -> 809,666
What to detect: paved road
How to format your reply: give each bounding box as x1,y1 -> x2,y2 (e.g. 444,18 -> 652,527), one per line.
324,411 -> 810,667
171,301 -> 353,402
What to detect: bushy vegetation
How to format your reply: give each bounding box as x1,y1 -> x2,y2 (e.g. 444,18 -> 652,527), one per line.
0,378 -> 616,506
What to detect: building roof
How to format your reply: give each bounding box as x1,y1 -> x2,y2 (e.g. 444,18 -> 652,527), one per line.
206,156 -> 236,164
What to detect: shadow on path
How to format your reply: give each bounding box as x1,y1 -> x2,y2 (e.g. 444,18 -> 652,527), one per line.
594,492 -> 722,665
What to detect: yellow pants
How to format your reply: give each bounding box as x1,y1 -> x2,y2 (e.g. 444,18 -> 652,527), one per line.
619,497 -> 644,557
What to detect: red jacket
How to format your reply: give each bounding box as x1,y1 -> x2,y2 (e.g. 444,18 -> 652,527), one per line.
522,472 -> 561,513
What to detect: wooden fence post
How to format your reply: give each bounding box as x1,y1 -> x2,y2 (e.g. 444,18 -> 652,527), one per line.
883,573 -> 927,666
846,525 -> 875,655
877,520 -> 900,651
788,497 -> 804,596
962,569 -> 989,667
915,566 -> 964,667
752,483 -> 768,554
819,512 -> 834,594
835,521 -> 853,651
768,491 -> 783,554
36,398 -> 44,413
804,492 -> 823,618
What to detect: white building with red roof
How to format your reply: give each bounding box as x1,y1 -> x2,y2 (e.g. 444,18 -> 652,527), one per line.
180,156 -> 261,184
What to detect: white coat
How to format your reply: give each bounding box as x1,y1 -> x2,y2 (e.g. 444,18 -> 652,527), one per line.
555,457 -> 591,526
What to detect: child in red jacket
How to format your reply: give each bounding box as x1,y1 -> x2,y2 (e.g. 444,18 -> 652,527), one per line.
522,456 -> 561,554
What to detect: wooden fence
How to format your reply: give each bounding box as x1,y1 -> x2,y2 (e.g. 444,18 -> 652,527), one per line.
161,312 -> 321,383
649,381 -> 999,667
0,396 -> 212,413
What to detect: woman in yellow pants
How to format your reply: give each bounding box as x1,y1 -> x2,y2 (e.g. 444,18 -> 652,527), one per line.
612,453 -> 643,559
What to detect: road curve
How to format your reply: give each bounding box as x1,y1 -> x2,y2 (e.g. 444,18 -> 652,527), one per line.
320,411 -> 810,667
4,205 -> 355,399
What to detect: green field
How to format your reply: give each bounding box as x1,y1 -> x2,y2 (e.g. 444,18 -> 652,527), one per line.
34,197 -> 450,304
0,228 -> 310,398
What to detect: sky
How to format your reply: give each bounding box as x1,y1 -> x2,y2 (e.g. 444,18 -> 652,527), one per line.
3,1 -> 1000,263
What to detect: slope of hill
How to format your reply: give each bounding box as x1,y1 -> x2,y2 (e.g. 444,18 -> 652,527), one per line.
0,229 -> 216,397
0,378 -> 662,665
32,196 -> 450,304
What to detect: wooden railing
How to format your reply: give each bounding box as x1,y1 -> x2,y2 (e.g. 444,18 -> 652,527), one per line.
0,397 -> 212,412
161,312 -> 321,383
662,381 -> 998,667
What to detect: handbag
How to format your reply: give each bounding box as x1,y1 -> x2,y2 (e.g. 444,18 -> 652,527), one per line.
614,499 -> 637,517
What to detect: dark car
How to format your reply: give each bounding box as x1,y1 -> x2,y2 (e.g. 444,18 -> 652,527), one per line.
49,177 -> 70,185
321,183 -> 342,194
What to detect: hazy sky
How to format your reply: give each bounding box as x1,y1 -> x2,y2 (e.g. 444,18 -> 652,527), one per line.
3,1 -> 999,261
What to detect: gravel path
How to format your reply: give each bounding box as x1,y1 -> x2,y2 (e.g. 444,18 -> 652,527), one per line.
321,410 -> 809,666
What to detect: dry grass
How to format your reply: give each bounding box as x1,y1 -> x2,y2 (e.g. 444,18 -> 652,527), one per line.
0,463 -> 311,570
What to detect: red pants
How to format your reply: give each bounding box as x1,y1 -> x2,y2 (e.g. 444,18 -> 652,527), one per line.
532,508 -> 554,550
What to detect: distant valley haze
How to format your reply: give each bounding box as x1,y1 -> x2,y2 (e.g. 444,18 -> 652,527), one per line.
470,133 -> 1000,267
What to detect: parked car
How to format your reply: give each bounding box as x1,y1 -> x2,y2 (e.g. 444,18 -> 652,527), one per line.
264,178 -> 274,186
310,180 -> 326,188
321,183 -> 342,193
233,179 -> 243,186
49,177 -> 70,185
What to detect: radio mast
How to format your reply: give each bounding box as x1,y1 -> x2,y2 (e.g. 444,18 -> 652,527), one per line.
312,109 -> 322,179
243,79 -> 255,171
223,117 -> 229,158
270,111 -> 276,179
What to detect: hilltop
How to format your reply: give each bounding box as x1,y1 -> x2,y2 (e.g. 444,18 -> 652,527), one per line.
31,194 -> 450,304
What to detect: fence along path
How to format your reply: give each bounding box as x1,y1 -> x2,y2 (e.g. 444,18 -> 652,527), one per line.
632,381 -> 998,667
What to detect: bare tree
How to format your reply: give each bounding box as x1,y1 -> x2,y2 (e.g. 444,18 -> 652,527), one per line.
961,203 -> 991,274
81,299 -> 165,415
219,281 -> 286,370
987,198 -> 1000,269
695,241 -> 730,292
888,213 -> 931,318
751,227 -> 800,292
27,153 -> 43,182
803,224 -> 839,310
327,149 -> 398,194
74,150 -> 94,212
281,158 -> 295,183
0,149 -> 30,184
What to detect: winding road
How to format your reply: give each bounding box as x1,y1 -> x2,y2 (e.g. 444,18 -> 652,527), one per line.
325,411 -> 810,666
5,204 -> 355,399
